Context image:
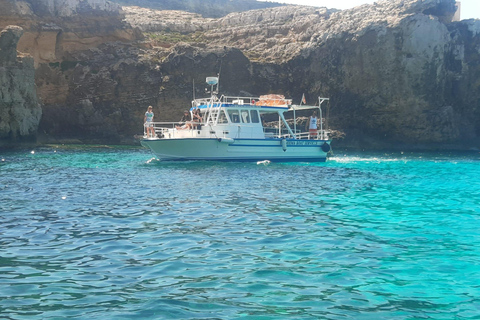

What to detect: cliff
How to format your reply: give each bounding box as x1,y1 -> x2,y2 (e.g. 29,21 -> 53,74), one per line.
109,0 -> 283,18
302,0 -> 480,148
0,0 -> 139,66
122,0 -> 480,149
1,0 -> 479,149
0,26 -> 42,146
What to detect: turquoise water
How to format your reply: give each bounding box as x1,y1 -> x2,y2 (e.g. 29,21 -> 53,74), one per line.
1,146 -> 480,320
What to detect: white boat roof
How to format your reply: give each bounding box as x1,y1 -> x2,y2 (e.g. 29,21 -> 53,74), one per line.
191,96 -> 324,113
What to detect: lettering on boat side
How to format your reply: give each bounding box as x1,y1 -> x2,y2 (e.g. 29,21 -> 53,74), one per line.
287,141 -> 322,146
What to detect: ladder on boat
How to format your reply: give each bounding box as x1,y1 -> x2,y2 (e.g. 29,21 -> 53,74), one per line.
205,96 -> 221,125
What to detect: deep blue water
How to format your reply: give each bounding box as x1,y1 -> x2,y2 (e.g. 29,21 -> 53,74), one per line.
1,146 -> 480,319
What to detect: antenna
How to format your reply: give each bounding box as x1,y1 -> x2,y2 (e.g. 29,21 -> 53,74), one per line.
192,78 -> 195,100
217,59 -> 223,94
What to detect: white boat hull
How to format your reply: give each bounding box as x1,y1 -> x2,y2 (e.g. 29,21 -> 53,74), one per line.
141,138 -> 331,162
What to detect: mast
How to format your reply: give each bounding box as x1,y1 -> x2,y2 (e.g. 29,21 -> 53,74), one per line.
318,97 -> 329,140
205,77 -> 219,125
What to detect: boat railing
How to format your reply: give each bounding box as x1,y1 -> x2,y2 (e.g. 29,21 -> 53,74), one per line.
145,118 -> 329,140
262,127 -> 330,140
221,96 -> 258,105
192,95 -> 293,108
144,122 -> 172,138
193,96 -> 258,107
144,121 -> 204,138
293,130 -> 330,140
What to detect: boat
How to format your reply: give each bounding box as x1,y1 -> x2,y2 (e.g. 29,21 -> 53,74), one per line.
140,77 -> 332,162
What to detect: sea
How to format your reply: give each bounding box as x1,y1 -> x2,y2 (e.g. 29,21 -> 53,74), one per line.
1,146 -> 479,320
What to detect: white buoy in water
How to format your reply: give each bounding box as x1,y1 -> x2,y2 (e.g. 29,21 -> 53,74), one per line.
257,160 -> 271,166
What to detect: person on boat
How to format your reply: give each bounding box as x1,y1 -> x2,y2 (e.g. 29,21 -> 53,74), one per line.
176,110 -> 192,130
144,105 -> 155,138
308,110 -> 318,139
192,107 -> 202,129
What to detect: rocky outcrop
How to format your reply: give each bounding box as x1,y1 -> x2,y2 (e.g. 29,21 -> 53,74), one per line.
25,0 -> 121,16
110,0 -> 283,18
2,0 -> 479,149
0,0 -> 139,66
123,6 -> 214,33
298,0 -> 480,148
124,5 -> 335,62
36,43 -> 163,144
0,26 -> 42,145
124,0 -> 479,149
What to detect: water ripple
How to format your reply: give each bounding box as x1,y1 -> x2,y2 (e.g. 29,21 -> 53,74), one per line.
1,148 -> 480,319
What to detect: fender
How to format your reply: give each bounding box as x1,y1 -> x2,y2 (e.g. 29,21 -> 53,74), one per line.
218,138 -> 235,144
321,142 -> 331,153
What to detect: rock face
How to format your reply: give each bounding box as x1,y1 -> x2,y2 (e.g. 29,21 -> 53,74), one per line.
124,5 -> 336,62
0,26 -> 42,145
25,0 -> 121,16
121,0 -> 479,149
1,0 -> 480,149
123,6 -> 215,33
110,0 -> 282,18
300,0 -> 480,148
36,43 -> 163,144
0,0 -> 139,66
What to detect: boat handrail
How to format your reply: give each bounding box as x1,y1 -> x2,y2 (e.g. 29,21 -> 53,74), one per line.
144,121 -> 201,132
193,95 -> 294,108
145,121 -> 329,140
149,121 -> 206,127
262,126 -> 330,140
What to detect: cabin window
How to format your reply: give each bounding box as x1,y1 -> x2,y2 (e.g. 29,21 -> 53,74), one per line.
250,110 -> 260,123
241,110 -> 250,123
227,110 -> 241,123
217,110 -> 228,124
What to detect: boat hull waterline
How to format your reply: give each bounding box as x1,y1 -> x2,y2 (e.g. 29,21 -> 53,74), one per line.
141,138 -> 331,162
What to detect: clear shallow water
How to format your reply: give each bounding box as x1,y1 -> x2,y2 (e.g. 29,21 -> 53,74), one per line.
1,146 -> 480,319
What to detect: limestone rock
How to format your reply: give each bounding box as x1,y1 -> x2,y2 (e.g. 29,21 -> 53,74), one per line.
0,26 -> 42,145
109,0 -> 283,18
2,0 -> 479,149
0,25 -> 23,63
23,0 -> 122,17
36,43 -> 163,144
123,6 -> 215,33
0,0 -> 139,65
296,0 -> 480,148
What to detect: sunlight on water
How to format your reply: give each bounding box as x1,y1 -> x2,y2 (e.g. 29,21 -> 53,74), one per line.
1,147 -> 479,319
145,157 -> 158,164
331,155 -> 403,163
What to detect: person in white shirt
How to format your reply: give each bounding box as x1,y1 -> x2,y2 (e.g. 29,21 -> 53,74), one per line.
308,111 -> 318,139
144,106 -> 155,137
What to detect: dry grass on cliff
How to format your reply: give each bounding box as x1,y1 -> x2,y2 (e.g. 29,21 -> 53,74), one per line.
145,31 -> 205,47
